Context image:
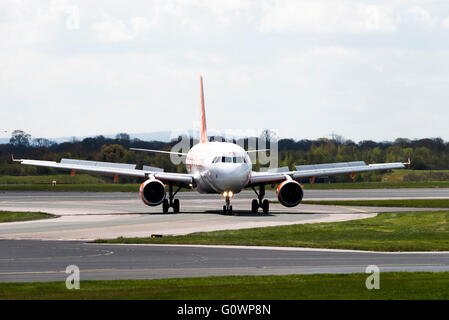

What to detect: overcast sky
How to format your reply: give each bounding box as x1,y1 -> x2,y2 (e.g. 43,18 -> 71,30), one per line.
2,0 -> 449,142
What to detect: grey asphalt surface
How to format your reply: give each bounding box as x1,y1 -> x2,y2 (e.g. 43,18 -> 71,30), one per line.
1,188 -> 449,282
1,189 -> 443,240
1,240 -> 448,282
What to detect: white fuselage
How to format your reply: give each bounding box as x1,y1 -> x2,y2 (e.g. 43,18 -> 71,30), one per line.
185,142 -> 252,194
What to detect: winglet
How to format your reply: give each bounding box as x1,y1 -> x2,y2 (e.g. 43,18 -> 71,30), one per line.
404,158 -> 411,168
200,75 -> 208,143
11,154 -> 20,162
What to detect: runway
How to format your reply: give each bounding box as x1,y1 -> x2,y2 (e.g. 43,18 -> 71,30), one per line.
0,240 -> 448,282
1,189 -> 446,240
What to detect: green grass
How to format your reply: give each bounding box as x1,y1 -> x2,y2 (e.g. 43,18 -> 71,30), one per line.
301,181 -> 449,189
0,211 -> 56,223
2,175 -> 449,192
0,174 -> 107,185
96,211 -> 449,251
302,199 -> 449,208
255,180 -> 449,192
383,169 -> 449,182
0,184 -> 140,192
3,181 -> 448,192
1,273 -> 448,300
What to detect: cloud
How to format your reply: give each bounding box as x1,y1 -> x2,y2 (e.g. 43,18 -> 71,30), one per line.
442,16 -> 449,29
90,0 -> 254,42
2,0 -> 449,141
258,0 -> 398,34
407,6 -> 439,28
0,0 -> 80,47
92,16 -> 154,42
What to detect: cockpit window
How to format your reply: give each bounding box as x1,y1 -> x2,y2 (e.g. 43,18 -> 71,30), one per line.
215,155 -> 247,164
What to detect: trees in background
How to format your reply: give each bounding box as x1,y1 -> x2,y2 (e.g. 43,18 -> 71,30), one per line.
2,130 -> 449,181
9,130 -> 31,147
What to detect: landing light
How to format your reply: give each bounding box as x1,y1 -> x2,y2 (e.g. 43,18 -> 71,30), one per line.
222,191 -> 234,198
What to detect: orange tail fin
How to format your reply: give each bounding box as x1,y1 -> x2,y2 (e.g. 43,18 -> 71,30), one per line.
200,76 -> 208,143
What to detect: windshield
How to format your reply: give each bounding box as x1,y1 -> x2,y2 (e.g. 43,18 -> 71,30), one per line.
213,155 -> 246,163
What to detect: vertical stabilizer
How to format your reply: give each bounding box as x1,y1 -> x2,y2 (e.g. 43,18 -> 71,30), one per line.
200,76 -> 208,143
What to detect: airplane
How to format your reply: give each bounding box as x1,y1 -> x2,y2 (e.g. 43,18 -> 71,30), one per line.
14,76 -> 409,214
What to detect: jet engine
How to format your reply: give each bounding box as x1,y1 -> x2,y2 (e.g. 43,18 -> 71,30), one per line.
139,179 -> 166,206
276,180 -> 303,207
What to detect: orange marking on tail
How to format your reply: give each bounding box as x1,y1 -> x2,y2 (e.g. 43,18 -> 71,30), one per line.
200,75 -> 207,143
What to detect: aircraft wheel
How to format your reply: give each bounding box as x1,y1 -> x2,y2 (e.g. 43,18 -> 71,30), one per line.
251,199 -> 258,213
162,199 -> 169,213
262,199 -> 269,214
173,199 -> 180,213
229,205 -> 233,215
223,205 -> 227,215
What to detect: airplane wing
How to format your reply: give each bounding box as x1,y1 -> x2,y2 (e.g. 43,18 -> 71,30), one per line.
249,160 -> 409,186
14,158 -> 193,186
130,148 -> 188,156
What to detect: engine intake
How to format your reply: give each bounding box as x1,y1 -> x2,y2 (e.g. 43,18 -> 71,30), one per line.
139,179 -> 166,206
276,180 -> 303,207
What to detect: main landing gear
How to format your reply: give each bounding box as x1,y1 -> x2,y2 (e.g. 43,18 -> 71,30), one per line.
222,191 -> 233,215
162,183 -> 182,213
251,184 -> 269,214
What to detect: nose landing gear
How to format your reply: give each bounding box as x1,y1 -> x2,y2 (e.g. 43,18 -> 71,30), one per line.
222,191 -> 233,215
251,184 -> 269,214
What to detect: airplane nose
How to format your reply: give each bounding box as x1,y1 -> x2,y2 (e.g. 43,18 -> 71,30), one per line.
212,164 -> 249,192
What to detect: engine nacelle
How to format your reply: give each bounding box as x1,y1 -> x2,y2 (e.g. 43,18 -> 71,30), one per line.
276,180 -> 303,207
139,179 -> 166,206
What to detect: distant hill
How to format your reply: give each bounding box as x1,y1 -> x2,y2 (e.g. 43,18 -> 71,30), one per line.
0,131 -> 184,144
0,129 -> 258,144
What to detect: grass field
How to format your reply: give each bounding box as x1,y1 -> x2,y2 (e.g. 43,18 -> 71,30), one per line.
3,168 -> 449,192
302,199 -> 449,208
95,210 -> 449,251
0,184 -> 140,192
0,211 -> 56,223
0,174 -> 108,185
302,181 -> 449,189
1,273 -> 448,300
2,181 -> 449,192
383,169 -> 449,182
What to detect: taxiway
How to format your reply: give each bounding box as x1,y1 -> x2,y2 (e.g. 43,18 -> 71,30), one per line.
1,189 -> 446,240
